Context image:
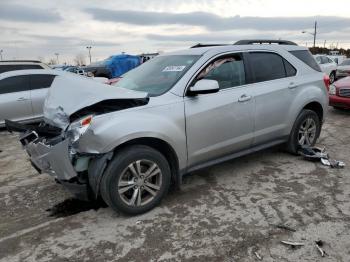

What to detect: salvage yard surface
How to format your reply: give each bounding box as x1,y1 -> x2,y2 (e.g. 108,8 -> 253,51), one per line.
0,107 -> 349,262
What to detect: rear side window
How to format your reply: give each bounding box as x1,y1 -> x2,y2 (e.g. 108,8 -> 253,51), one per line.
289,50 -> 322,72
0,64 -> 43,74
0,75 -> 30,94
30,74 -> 55,90
248,52 -> 286,82
284,59 -> 297,77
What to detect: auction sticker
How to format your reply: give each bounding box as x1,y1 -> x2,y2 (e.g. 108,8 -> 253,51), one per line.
162,65 -> 186,72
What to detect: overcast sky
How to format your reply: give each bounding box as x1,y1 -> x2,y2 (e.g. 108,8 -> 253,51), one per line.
1,0 -> 350,64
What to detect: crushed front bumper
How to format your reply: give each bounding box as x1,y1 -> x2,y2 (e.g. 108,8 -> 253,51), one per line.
6,120 -> 92,200
22,131 -> 77,180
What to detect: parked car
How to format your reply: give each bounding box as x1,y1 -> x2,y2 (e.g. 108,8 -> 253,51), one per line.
336,59 -> 350,79
0,60 -> 50,74
83,54 -> 141,78
328,51 -> 347,65
314,55 -> 337,83
0,70 -> 111,127
64,66 -> 85,75
0,70 -> 58,127
329,76 -> 350,109
7,40 -> 328,215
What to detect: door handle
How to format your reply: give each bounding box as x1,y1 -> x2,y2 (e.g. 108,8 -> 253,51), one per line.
238,94 -> 252,102
288,82 -> 298,89
17,97 -> 28,101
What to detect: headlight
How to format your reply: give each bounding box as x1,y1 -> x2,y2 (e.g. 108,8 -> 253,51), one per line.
66,115 -> 93,143
329,84 -> 336,95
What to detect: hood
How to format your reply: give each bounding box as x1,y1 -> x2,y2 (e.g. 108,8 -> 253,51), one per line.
337,65 -> 350,71
44,74 -> 148,129
334,76 -> 350,88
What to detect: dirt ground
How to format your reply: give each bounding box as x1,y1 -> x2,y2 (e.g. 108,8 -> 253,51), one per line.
0,107 -> 349,262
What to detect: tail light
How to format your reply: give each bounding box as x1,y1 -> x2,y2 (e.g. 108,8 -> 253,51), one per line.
323,74 -> 330,90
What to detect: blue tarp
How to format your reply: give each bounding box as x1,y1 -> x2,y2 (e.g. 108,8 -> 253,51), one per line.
103,54 -> 141,78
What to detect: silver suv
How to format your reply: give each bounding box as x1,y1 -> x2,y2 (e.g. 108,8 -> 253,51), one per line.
7,40 -> 328,215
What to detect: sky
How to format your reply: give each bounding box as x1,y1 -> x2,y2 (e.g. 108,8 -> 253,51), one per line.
1,0 -> 350,64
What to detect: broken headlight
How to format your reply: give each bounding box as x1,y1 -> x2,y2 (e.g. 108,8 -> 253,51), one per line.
329,84 -> 336,95
66,115 -> 93,143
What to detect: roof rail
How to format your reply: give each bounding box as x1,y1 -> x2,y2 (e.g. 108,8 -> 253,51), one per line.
191,43 -> 229,48
0,60 -> 42,63
234,40 -> 298,46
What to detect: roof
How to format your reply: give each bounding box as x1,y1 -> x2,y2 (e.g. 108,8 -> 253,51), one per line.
0,60 -> 43,63
162,43 -> 307,57
0,69 -> 63,79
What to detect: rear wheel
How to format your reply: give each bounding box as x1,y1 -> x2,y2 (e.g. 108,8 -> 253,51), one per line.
100,145 -> 171,215
329,71 -> 336,84
286,109 -> 321,154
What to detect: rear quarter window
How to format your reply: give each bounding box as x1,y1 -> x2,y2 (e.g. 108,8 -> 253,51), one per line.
289,50 -> 322,72
30,74 -> 56,90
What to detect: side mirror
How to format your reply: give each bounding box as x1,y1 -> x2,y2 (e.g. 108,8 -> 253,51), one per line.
188,79 -> 219,96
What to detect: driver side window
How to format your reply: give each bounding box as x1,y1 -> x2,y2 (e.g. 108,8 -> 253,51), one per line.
195,53 -> 246,90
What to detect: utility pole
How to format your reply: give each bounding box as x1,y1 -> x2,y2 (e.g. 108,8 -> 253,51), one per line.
313,21 -> 317,48
54,53 -> 59,64
302,20 -> 317,48
0,50 -> 3,61
86,46 -> 92,64
324,40 -> 326,48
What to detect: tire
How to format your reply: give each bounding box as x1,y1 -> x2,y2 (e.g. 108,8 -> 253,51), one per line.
286,109 -> 321,154
329,71 -> 336,84
100,145 -> 171,215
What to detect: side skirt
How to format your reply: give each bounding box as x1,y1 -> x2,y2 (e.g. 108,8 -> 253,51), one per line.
183,138 -> 287,175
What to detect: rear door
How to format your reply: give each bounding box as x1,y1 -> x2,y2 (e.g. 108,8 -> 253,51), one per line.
185,52 -> 255,167
29,74 -> 56,119
0,75 -> 33,125
246,51 -> 297,146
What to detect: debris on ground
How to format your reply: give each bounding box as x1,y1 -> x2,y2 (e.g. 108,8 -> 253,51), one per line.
298,146 -> 345,169
254,251 -> 262,260
275,224 -> 296,232
136,220 -> 142,225
315,240 -> 327,257
281,240 -> 305,248
320,158 -> 345,168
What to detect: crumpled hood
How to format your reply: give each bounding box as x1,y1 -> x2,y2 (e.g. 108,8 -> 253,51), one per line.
44,74 -> 148,129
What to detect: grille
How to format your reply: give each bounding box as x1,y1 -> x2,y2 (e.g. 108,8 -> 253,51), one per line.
339,88 -> 350,98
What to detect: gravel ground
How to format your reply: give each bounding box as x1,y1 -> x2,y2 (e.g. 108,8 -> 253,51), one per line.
0,107 -> 349,262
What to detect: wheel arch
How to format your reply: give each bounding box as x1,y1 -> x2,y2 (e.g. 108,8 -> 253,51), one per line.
88,137 -> 181,200
302,101 -> 324,122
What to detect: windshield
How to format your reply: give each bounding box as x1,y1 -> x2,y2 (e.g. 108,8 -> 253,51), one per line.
113,55 -> 200,96
340,59 -> 350,66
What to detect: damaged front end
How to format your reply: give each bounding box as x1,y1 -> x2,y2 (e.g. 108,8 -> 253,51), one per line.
6,118 -> 96,200
6,74 -> 150,201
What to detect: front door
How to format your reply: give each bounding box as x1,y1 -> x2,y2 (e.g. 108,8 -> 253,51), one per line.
0,75 -> 33,125
185,53 -> 255,167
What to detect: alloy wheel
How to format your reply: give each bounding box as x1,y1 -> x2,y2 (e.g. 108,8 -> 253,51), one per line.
298,118 -> 317,146
117,159 -> 162,207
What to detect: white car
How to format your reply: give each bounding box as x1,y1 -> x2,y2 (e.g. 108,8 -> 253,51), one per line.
0,60 -> 51,74
0,69 -> 110,127
314,55 -> 337,83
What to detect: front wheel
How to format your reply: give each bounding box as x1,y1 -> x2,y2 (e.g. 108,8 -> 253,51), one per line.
286,109 -> 321,154
100,145 -> 171,215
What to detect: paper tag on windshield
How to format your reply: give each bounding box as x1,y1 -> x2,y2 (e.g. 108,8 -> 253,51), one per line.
162,65 -> 186,72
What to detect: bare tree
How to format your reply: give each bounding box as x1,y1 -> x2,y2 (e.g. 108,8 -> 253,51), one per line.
48,58 -> 57,65
74,53 -> 86,66
37,56 -> 45,63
